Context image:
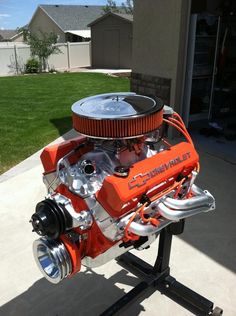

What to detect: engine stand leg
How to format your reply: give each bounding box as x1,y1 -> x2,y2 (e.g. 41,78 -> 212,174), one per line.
100,223 -> 223,316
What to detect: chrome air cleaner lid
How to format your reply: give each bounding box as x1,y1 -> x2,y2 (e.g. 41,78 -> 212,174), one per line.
72,92 -> 164,139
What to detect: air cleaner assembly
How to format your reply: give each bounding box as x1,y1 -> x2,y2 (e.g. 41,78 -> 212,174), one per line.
72,92 -> 164,138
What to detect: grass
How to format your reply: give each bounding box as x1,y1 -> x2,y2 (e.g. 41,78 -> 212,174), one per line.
0,72 -> 130,174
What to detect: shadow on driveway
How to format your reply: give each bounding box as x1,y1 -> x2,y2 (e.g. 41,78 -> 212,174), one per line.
50,117 -> 73,139
0,268 -> 145,316
179,144 -> 236,273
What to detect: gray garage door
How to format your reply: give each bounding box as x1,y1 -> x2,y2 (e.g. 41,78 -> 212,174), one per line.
103,29 -> 120,68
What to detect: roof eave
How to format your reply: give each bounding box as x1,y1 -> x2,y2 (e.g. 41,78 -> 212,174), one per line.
10,31 -> 23,40
28,6 -> 41,27
39,5 -> 65,32
29,5 -> 64,33
88,11 -> 133,27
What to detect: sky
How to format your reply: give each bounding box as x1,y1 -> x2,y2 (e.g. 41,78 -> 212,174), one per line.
0,0 -> 123,30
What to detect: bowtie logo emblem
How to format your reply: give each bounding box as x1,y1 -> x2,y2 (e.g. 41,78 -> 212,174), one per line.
128,173 -> 150,189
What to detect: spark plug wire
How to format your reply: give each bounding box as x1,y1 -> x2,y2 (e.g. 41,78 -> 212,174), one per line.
124,178 -> 185,241
124,203 -> 147,241
163,118 -> 194,146
124,112 -> 198,241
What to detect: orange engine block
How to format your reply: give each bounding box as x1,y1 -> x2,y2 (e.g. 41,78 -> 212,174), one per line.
30,93 -> 215,284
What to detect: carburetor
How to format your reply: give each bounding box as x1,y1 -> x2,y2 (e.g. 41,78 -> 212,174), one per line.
30,92 -> 215,284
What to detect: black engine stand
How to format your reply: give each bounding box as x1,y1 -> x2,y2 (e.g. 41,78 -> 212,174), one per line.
100,222 -> 223,316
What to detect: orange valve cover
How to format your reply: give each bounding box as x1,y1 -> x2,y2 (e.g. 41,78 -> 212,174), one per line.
97,142 -> 199,217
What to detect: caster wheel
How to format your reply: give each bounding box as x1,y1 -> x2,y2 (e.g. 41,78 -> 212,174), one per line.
211,306 -> 223,316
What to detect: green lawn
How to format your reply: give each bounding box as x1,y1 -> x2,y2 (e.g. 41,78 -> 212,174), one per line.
0,72 -> 130,174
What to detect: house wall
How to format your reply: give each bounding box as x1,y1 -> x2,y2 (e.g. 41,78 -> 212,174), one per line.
91,15 -> 132,68
11,33 -> 24,43
131,0 -> 191,111
29,7 -> 65,42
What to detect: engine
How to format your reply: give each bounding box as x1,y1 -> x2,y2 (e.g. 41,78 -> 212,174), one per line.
30,92 -> 215,284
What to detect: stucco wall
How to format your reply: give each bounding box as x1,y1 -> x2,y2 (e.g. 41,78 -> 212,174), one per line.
29,7 -> 65,42
132,0 -> 190,111
91,15 -> 132,68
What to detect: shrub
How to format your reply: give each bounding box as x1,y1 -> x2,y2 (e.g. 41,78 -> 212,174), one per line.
48,67 -> 57,73
25,31 -> 61,71
25,58 -> 41,73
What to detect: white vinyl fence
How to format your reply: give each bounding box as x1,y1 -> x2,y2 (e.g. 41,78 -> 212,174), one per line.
0,42 -> 91,76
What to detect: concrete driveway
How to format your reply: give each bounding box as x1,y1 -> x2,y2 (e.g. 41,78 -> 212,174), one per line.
0,130 -> 235,316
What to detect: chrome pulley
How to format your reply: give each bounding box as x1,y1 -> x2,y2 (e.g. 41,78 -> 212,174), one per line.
33,238 -> 72,284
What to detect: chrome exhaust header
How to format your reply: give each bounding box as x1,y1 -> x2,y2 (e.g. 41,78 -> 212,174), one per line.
157,185 -> 215,221
119,185 -> 215,237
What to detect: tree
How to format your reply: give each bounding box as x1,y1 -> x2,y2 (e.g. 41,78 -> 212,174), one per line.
103,0 -> 120,13
25,30 -> 61,71
103,0 -> 133,14
121,0 -> 133,14
16,26 -> 29,42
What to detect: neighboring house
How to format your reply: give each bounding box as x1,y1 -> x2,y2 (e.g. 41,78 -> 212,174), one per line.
88,12 -> 133,69
28,5 -> 105,43
0,30 -> 24,42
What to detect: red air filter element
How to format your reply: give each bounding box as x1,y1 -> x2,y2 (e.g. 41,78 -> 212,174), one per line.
72,93 -> 164,139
